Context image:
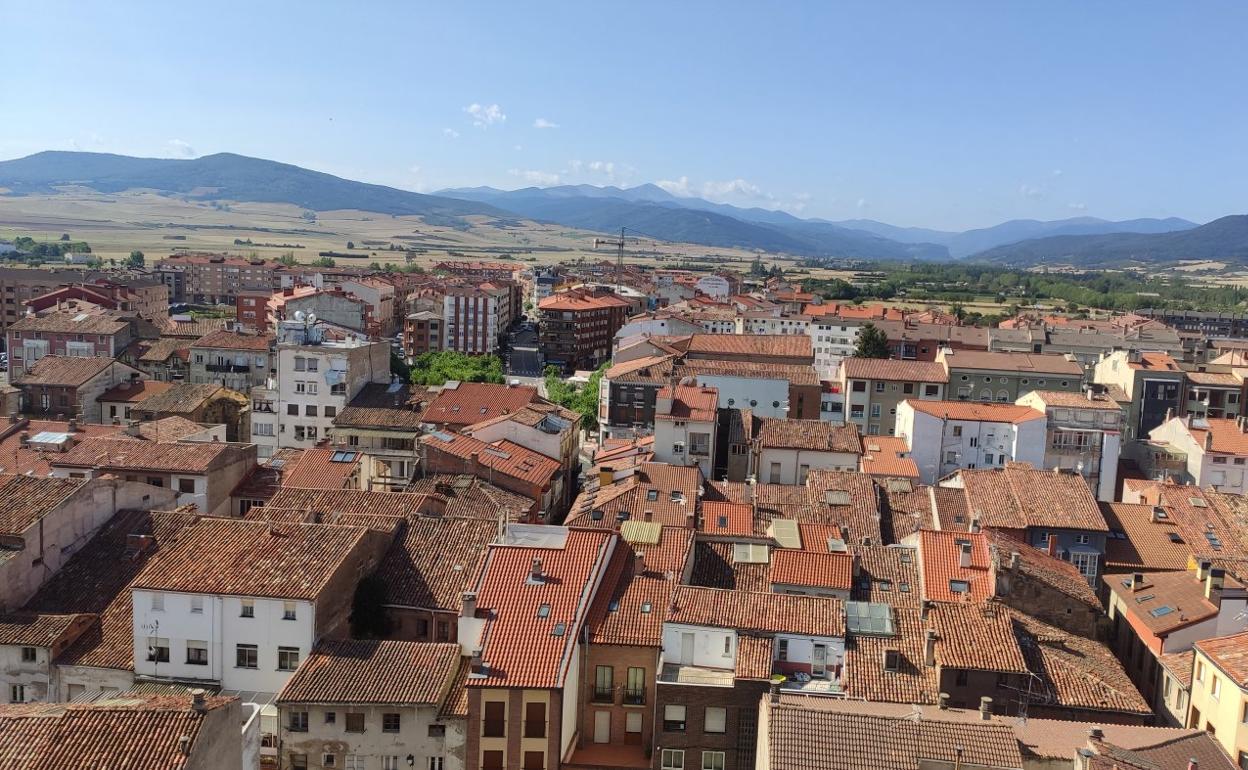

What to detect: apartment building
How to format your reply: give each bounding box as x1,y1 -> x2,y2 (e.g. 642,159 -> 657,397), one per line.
1093,350 -> 1185,446
404,310 -> 444,358
5,311 -> 136,377
539,288 -> 631,373
1183,368 -> 1244,420
443,283 -> 512,355
895,400 -> 1046,484
188,329 -> 273,391
14,356 -> 144,422
938,349 -> 1084,402
249,321 -> 390,458
23,278 -> 170,321
1016,389 -> 1123,502
0,267 -> 96,333
129,518 -> 389,693
652,385 -> 719,478
340,277 -> 398,336
840,358 -> 948,437
331,381 -> 427,489
276,640 -> 465,770
1189,631 -> 1248,763
599,355 -> 676,442
1147,415 -> 1248,494
753,417 -> 863,484
155,254 -> 286,304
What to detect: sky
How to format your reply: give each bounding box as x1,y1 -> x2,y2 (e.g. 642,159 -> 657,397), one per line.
3,1 -> 1247,231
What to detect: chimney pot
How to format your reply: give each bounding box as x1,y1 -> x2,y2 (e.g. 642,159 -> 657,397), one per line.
979,696 -> 993,719
1088,726 -> 1104,740
530,557 -> 543,581
461,591 -> 478,618
1132,572 -> 1145,590
190,688 -> 206,714
938,692 -> 950,710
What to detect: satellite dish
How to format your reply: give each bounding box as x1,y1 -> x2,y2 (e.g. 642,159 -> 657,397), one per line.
293,310 -> 306,322
306,313 -> 317,325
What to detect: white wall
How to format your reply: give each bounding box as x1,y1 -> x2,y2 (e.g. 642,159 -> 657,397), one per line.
691,375 -> 788,419
896,403 -> 1044,484
759,448 -> 858,485
653,418 -> 715,478
661,623 -> 736,669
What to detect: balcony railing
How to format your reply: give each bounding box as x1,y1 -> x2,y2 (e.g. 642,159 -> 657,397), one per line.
623,688 -> 645,706
206,363 -> 251,373
591,687 -> 614,704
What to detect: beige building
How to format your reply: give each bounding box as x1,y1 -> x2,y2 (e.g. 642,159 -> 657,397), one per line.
938,348 -> 1084,403
839,358 -> 948,436
1189,631 -> 1248,766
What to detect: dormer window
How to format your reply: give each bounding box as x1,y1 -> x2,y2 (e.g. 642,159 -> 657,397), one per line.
537,604 -> 551,619
949,580 -> 970,594
883,650 -> 901,672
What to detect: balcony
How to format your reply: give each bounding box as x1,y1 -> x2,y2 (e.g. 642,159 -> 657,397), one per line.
659,663 -> 734,687
206,363 -> 251,374
622,688 -> 645,706
591,687 -> 614,704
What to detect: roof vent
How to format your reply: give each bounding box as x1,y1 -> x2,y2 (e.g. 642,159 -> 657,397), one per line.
529,557 -> 543,583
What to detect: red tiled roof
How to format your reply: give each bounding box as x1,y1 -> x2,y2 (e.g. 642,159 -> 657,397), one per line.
757,418 -> 863,453
904,400 -> 1044,424
1185,417 -> 1248,456
51,437 -> 247,474
920,530 -> 993,603
841,358 -> 949,383
735,635 -> 775,680
769,550 -> 854,591
860,437 -> 920,480
280,446 -> 361,490
0,475 -> 86,536
930,602 -> 1028,673
14,356 -> 126,387
276,640 -> 460,705
949,463 -> 1107,532
1128,351 -> 1181,372
1101,502 -> 1192,572
1196,631 -> 1248,688
469,528 -> 616,688
668,585 -> 846,637
0,613 -> 93,648
423,383 -> 539,428
701,501 -> 754,537
97,380 -> 173,403
675,359 -> 820,386
132,519 -> 371,600
376,517 -> 498,611
656,385 -> 718,422
422,433 -> 560,487
191,329 -> 273,351
684,334 -> 812,359
538,289 -> 630,311
942,350 -> 1083,375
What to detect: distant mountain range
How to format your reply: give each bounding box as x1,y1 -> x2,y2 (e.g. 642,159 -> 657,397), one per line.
0,150 -> 1238,265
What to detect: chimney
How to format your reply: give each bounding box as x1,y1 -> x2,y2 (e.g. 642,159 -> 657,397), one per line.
1205,431 -> 1214,452
969,516 -> 981,534
178,735 -> 192,755
461,591 -> 478,618
1047,533 -> 1058,557
1132,572 -> 1145,590
1088,726 -> 1104,741
67,418 -> 78,432
190,688 -> 206,714
470,648 -> 484,674
1189,759 -> 1199,770
635,551 -> 646,576
1009,551 -> 1021,570
643,509 -> 654,522
938,692 -> 950,710
530,557 -> 543,582
1197,560 -> 1212,582
979,696 -> 993,720
924,630 -> 937,667
1151,505 -> 1167,522
1206,568 -> 1225,602
959,542 -> 973,568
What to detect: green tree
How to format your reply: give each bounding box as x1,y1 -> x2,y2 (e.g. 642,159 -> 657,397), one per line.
277,252 -> 298,266
346,241 -> 355,250
544,362 -> 608,432
853,323 -> 891,359
950,302 -> 966,322
409,351 -> 504,386
59,233 -> 70,241
311,257 -> 337,267
126,250 -> 145,268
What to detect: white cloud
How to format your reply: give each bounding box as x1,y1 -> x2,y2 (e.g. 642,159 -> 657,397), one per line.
701,178 -> 765,200
533,118 -> 559,129
857,198 -> 869,209
464,103 -> 506,127
166,139 -> 195,158
1051,169 -> 1064,178
443,127 -> 461,139
657,176 -> 692,197
509,168 -> 560,186
1068,201 -> 1087,210
1019,183 -> 1044,199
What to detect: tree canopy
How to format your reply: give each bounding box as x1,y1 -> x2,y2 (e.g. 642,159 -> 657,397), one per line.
544,362 -> 607,432
409,351 -> 504,386
853,323 -> 891,359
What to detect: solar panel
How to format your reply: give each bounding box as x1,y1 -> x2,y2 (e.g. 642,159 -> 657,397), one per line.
1149,606 -> 1175,618
845,601 -> 894,636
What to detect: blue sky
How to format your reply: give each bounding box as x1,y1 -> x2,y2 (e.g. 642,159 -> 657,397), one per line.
3,1 -> 1247,230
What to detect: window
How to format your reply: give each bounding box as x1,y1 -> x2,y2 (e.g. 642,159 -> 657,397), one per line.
428,724 -> 446,737
701,751 -> 725,770
294,357 -> 307,372
325,712 -> 336,725
150,593 -> 164,612
626,666 -> 645,704
278,646 -> 300,671
178,478 -> 195,494
345,712 -> 365,733
425,759 -> 444,770
307,382 -> 318,395
287,404 -> 299,416
382,713 -> 401,733
305,405 -> 317,417
949,580 -> 970,594
288,711 -> 308,732
1197,661 -> 1205,683
325,406 -> 336,418
483,701 -> 505,737
661,749 -> 685,770
705,706 -> 726,734
956,669 -> 969,687
482,752 -> 504,770
968,436 -> 978,447
323,754 -> 337,768
594,665 -> 614,702
236,644 -> 258,669
884,649 -> 902,671
283,601 -> 297,620
189,595 -> 203,614
146,636 -> 169,663
291,754 -> 308,770
524,701 -> 546,738
664,704 -> 687,731
343,758 -> 365,770
9,684 -> 25,703
1075,534 -> 1090,545
240,599 -> 254,618
723,636 -> 733,655
1212,676 -> 1222,700
187,641 -> 208,665
522,752 -> 545,770
952,425 -> 963,437
20,647 -> 36,663
254,422 -> 274,437
778,639 -> 789,661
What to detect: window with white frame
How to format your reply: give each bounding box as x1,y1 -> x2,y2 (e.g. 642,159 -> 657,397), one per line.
702,751 -> 725,770
661,749 -> 685,770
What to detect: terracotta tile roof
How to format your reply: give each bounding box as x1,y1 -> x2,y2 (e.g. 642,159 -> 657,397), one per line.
97,380 -> 173,403
1185,417 -> 1248,456
949,463 -> 1107,532
1128,351 -> 1181,372
14,356 -> 123,387
757,418 -> 863,453
190,328 -> 273,351
904,400 -> 1045,424
850,545 -> 922,607
689,540 -> 771,592
1012,610 -> 1150,715
157,316 -> 229,338
843,606 -> 938,703
585,544 -> 678,648
0,695 -> 236,769
265,487 -> 439,518
464,400 -> 580,433
879,480 -> 934,541
279,446 -> 360,489
407,475 -> 536,521
132,383 -> 237,415
51,437 -> 247,474
132,519 -> 371,600
656,385 -> 718,422
701,501 -> 754,537
804,470 -> 885,544
603,354 -> 675,383
1158,649 -> 1194,690
333,382 -> 429,430
376,517 -> 498,611
133,416 -> 207,443
0,475 -> 86,535
668,585 -> 846,637
568,463 -> 701,530
1101,502 -> 1192,572
23,509 -> 201,670
437,657 -> 471,719
943,350 -> 1083,376
984,529 -> 1101,609
468,528 -> 616,688
684,334 -> 812,359
9,311 -> 130,335
931,486 -> 972,531
276,639 -> 460,706
1026,390 -> 1123,410
423,382 -> 539,428
860,438 -> 920,481
841,358 -> 948,383
1195,631 -> 1248,687
920,530 -> 994,603
1186,370 -> 1242,387
538,289 -> 630,311
0,420 -> 119,479
422,433 -> 560,487
0,613 -> 93,648
1104,569 -> 1226,636
674,359 -> 820,386
764,704 -> 1023,770
136,337 -> 187,363
735,635 -> 775,680
930,601 -> 1029,673
770,550 -> 854,590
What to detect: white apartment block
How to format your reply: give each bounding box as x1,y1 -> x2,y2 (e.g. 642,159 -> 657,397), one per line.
442,285 -> 509,355
895,400 -> 1047,484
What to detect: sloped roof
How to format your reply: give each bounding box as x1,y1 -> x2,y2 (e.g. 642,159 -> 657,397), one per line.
276,640 -> 460,706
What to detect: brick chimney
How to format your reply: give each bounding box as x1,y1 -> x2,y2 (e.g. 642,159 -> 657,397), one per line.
1206,568 -> 1225,603
1047,533 -> 1058,557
